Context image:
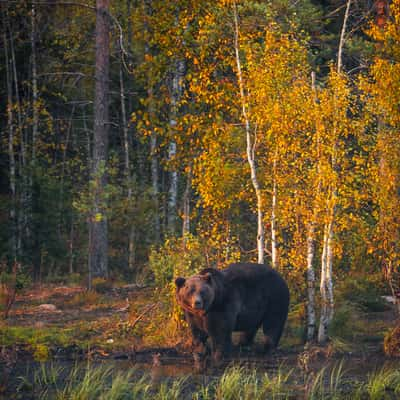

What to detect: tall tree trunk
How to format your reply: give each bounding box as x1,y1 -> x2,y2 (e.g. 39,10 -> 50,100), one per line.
59,105 -> 75,238
150,127 -> 160,242
168,141 -> 178,233
318,216 -> 334,343
69,219 -> 74,275
233,1 -> 264,264
374,0 -> 389,27
144,0 -> 160,243
337,0 -> 351,74
9,23 -> 24,166
182,167 -> 192,238
306,222 -> 316,341
119,60 -> 136,271
318,138 -> 337,343
167,57 -> 185,234
90,0 -> 110,280
29,3 -> 39,280
9,18 -> 25,262
31,3 -> 39,161
120,63 -> 130,193
306,71 -> 319,342
3,17 -> 17,263
83,107 -> 91,170
271,157 -> 278,268
318,1 -> 351,343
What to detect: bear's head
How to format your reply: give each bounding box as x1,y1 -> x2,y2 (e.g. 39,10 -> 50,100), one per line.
175,273 -> 215,314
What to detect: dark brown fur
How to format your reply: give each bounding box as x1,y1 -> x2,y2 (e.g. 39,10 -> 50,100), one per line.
175,263 -> 290,365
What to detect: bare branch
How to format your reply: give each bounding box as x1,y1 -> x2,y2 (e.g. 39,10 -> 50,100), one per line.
32,1 -> 95,10
337,0 -> 352,74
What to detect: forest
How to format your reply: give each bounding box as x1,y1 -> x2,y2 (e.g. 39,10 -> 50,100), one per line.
1,0 -> 400,398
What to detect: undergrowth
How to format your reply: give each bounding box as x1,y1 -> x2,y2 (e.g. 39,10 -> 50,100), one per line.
11,362 -> 400,400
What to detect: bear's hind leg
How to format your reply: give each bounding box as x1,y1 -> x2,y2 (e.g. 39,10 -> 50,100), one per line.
237,329 -> 257,347
262,311 -> 287,353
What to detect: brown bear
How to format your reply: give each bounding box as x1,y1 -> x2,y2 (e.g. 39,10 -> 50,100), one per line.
175,262 -> 290,365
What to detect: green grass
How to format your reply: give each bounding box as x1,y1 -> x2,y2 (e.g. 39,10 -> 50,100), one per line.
366,368 -> 400,400
0,325 -> 72,346
306,361 -> 346,400
11,361 -> 400,400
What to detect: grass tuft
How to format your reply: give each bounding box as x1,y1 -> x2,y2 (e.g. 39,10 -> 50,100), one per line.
366,368 -> 400,400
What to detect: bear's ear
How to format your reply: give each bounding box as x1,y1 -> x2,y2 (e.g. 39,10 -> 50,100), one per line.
202,272 -> 212,283
175,277 -> 186,289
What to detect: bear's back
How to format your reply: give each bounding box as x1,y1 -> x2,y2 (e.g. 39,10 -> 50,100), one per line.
222,262 -> 279,282
222,262 -> 289,302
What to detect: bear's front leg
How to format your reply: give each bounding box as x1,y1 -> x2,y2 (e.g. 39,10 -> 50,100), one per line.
210,331 -> 232,366
207,311 -> 235,366
191,327 -> 208,371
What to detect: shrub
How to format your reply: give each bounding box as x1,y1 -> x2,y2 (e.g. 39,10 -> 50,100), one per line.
328,302 -> 364,342
67,273 -> 83,286
383,325 -> 400,357
0,262 -> 30,319
337,276 -> 387,312
92,277 -> 113,293
145,235 -> 210,346
148,234 -> 207,289
65,290 -> 101,308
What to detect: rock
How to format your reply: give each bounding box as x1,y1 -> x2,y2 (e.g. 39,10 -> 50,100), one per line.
381,296 -> 396,304
37,303 -> 58,312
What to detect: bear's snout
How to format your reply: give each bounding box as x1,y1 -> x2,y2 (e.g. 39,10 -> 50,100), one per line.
192,295 -> 204,309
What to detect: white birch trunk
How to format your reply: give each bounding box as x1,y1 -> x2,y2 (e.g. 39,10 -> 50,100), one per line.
119,61 -> 135,270
150,131 -> 160,242
318,222 -> 329,343
233,1 -> 264,264
306,71 -> 319,342
167,141 -> 178,233
318,203 -> 335,344
337,0 -> 351,74
167,57 -> 185,234
182,168 -> 192,237
317,0 -> 350,341
326,218 -> 335,322
271,158 -> 278,268
306,222 -> 316,341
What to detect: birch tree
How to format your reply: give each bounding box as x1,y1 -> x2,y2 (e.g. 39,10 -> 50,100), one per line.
317,0 -> 352,343
361,0 -> 400,315
232,1 -> 264,265
317,71 -> 354,343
